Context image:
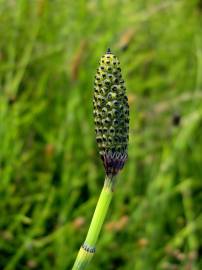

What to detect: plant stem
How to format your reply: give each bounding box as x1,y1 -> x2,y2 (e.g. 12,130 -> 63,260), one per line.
72,175 -> 114,270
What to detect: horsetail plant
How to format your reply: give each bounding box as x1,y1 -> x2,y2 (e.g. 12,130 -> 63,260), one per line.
72,48 -> 129,270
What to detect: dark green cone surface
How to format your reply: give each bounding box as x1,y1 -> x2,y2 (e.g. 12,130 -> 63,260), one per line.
93,49 -> 129,176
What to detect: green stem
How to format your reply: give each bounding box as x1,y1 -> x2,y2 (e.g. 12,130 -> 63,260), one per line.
72,175 -> 114,270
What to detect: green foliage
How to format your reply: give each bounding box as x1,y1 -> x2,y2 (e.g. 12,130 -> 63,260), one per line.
0,0 -> 202,269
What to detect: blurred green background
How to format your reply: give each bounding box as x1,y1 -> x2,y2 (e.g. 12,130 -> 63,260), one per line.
0,0 -> 202,269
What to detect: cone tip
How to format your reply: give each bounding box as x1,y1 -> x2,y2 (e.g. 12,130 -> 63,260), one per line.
106,48 -> 112,54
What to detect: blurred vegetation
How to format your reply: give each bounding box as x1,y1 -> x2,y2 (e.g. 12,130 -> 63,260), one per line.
0,0 -> 202,269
